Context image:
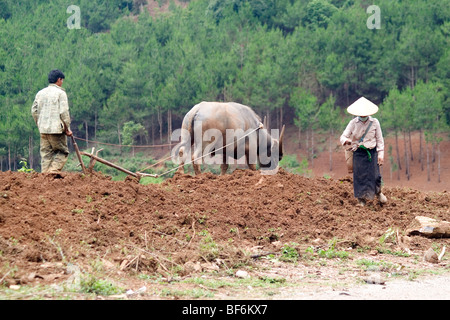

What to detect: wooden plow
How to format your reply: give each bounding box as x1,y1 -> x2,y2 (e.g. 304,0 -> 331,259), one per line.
77,147 -> 164,180
72,124 -> 265,180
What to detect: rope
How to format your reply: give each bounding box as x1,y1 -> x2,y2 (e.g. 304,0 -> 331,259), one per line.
138,154 -> 173,173
138,123 -> 264,178
73,136 -> 174,148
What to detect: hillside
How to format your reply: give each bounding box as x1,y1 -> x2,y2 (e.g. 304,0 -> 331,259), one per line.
1,0 -> 449,173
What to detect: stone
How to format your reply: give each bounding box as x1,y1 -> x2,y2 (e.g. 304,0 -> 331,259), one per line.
423,247 -> 439,264
235,270 -> 249,278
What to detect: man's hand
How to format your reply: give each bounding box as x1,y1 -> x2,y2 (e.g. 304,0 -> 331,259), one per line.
378,156 -> 384,166
65,128 -> 73,137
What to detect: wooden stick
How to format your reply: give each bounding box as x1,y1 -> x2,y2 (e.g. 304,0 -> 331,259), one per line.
80,151 -> 140,178
87,147 -> 103,172
438,246 -> 446,261
250,252 -> 277,259
137,172 -> 159,178
71,136 -> 87,174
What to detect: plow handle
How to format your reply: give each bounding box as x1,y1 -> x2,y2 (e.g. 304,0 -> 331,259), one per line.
70,135 -> 87,174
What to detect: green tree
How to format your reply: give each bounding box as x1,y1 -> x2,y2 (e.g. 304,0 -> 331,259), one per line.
302,0 -> 338,29
122,121 -> 147,156
412,81 -> 446,180
291,87 -> 320,166
0,0 -> 12,20
397,26 -> 445,89
317,94 -> 342,171
381,87 -> 406,179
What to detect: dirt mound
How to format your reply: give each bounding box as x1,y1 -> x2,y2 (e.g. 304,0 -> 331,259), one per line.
0,169 -> 448,287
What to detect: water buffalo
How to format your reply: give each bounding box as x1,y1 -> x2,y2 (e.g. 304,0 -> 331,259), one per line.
172,101 -> 285,175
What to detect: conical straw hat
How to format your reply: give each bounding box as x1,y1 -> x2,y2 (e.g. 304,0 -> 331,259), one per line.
347,97 -> 379,116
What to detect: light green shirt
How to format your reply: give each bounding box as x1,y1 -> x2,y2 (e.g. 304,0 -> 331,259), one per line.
31,84 -> 71,134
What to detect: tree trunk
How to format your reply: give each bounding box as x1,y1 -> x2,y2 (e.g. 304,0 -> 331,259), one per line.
403,131 -> 410,180
419,129 -> 423,171
279,105 -> 283,130
157,106 -> 163,143
144,118 -> 150,146
29,134 -> 33,169
94,111 -> 98,149
151,115 -> 155,145
13,146 -> 17,171
395,131 -> 402,172
306,129 -> 309,160
311,128 -> 314,168
329,128 -> 333,171
432,140 -> 436,164
84,120 -> 89,150
426,142 -> 430,182
167,109 -> 172,148
240,43 -> 244,72
117,123 -> 122,155
389,159 -> 393,181
276,107 -> 279,132
438,142 -> 441,183
408,130 -> 413,161
8,143 -> 11,171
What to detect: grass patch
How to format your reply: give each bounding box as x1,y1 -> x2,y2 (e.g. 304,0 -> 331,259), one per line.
77,274 -> 123,296
140,176 -> 165,185
356,259 -> 396,271
280,243 -> 299,263
199,230 -> 219,261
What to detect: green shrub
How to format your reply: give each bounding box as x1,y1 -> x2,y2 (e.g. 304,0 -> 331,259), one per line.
280,243 -> 299,262
78,274 -> 123,296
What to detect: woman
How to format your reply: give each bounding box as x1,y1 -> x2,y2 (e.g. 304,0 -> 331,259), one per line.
340,97 -> 387,206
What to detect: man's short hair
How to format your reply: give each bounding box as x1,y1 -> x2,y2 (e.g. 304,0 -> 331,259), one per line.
48,70 -> 65,84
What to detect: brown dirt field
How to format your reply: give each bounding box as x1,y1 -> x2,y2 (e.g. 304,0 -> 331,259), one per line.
0,129 -> 449,300
0,167 -> 449,299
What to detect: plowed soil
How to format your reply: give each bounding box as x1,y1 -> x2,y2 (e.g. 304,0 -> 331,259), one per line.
0,128 -> 449,299
0,165 -> 449,299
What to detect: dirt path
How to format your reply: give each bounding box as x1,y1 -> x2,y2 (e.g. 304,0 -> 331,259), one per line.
294,274 -> 450,300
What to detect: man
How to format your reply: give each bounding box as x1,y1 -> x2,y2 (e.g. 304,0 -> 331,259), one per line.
31,69 -> 73,173
340,97 -> 387,206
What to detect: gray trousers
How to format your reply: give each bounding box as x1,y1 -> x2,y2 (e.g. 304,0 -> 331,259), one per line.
40,133 -> 69,173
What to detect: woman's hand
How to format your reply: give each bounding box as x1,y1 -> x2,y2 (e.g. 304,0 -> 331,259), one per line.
378,156 -> 384,166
